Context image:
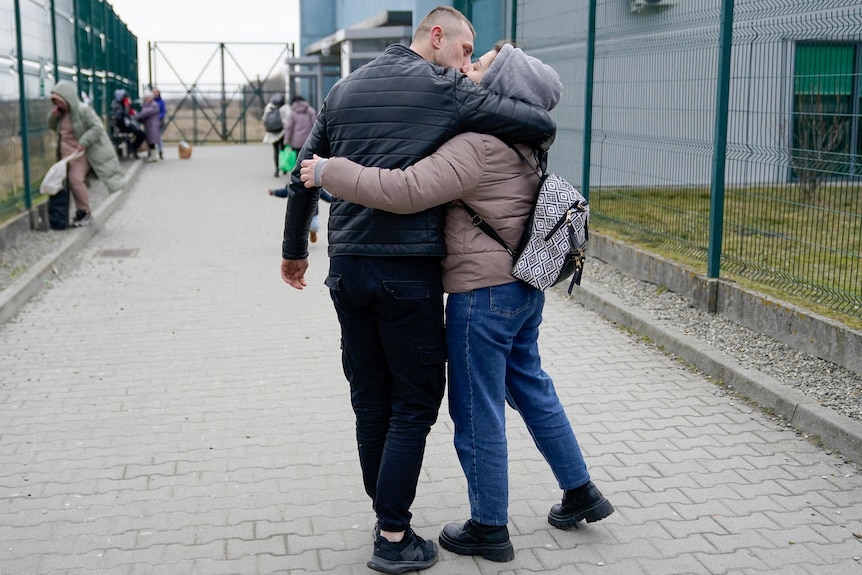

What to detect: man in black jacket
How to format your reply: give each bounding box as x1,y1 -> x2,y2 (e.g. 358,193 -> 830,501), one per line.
280,7 -> 555,573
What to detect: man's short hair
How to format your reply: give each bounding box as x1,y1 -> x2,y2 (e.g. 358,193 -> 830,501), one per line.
413,6 -> 475,42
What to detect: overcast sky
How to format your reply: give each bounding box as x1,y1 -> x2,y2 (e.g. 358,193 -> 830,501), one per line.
107,0 -> 301,89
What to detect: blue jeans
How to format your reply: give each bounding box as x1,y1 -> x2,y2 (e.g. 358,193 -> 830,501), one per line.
325,256 -> 447,532
446,281 -> 591,526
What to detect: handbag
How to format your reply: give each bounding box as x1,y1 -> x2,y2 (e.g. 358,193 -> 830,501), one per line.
279,146 -> 297,173
461,146 -> 589,294
178,141 -> 192,159
40,149 -> 84,196
47,186 -> 70,230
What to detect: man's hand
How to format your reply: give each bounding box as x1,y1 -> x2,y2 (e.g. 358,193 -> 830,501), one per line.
300,154 -> 325,188
281,258 -> 310,290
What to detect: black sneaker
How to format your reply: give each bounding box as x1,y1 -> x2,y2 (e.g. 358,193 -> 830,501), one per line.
548,481 -> 615,530
71,211 -> 92,227
439,519 -> 514,562
367,528 -> 438,574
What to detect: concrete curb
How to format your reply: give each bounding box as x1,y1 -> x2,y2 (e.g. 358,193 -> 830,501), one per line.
566,282 -> 862,463
0,161 -> 143,326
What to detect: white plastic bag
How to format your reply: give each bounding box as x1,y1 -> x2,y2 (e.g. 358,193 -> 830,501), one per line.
40,149 -> 84,196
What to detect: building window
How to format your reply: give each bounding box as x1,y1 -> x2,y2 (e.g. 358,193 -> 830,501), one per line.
792,43 -> 860,189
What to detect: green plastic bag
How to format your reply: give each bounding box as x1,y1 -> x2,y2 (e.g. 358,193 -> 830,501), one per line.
279,146 -> 297,173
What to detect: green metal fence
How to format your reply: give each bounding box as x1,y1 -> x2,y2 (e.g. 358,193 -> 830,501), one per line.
0,0 -> 137,223
147,41 -> 295,146
577,0 -> 861,322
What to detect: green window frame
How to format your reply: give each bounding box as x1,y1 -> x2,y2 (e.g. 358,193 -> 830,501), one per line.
792,42 -> 861,179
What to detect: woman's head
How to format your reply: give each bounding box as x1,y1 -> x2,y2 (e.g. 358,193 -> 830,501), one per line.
271,94 -> 285,107
467,43 -> 562,111
50,94 -> 69,111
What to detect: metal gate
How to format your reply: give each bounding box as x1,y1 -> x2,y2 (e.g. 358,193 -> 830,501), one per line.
147,41 -> 295,146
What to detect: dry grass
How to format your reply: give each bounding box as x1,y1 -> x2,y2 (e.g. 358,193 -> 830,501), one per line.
591,181 -> 862,328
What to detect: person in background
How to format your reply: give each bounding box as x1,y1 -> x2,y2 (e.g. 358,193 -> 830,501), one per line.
267,186 -> 332,243
280,6 -> 555,574
136,90 -> 161,164
283,95 -> 316,152
110,88 -> 145,159
48,80 -> 125,226
152,86 -> 167,159
282,95 -> 321,241
262,94 -> 288,177
299,42 -> 614,564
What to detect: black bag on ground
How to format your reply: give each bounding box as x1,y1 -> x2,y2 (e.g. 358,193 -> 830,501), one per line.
48,186 -> 70,230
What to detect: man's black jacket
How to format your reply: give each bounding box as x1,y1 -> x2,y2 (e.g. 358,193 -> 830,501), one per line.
282,44 -> 556,260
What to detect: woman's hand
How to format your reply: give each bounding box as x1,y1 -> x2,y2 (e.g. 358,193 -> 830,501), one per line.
300,154 -> 327,188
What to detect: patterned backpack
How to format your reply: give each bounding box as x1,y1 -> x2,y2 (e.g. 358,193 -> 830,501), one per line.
461,147 -> 589,294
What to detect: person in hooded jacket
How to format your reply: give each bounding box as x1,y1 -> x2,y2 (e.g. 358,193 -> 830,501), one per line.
299,43 -> 614,563
279,95 -> 323,241
281,7 -> 555,573
136,90 -> 162,163
282,95 -> 316,151
48,80 -> 125,227
262,94 -> 289,177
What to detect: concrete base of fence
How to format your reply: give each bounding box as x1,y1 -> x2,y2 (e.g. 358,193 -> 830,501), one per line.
589,233 -> 862,377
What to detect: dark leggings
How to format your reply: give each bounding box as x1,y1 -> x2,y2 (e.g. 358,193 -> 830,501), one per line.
272,141 -> 284,172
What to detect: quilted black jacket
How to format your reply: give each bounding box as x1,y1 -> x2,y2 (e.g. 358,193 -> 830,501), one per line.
282,43 -> 556,260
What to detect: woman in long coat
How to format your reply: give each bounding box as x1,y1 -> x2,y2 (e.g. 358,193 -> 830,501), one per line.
48,80 -> 124,226
136,90 -> 162,163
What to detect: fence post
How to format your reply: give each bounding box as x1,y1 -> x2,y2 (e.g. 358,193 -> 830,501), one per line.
707,0 -> 734,278
581,0 -> 597,201
50,0 -> 59,81
14,0 -> 33,212
220,43 -> 227,142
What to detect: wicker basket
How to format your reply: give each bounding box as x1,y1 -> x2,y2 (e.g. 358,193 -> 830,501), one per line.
178,142 -> 192,159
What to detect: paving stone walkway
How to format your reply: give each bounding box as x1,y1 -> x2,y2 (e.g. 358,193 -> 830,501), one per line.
1,145 -> 860,574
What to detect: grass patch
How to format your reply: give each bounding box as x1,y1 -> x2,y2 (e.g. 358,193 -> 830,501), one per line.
591,181 -> 862,330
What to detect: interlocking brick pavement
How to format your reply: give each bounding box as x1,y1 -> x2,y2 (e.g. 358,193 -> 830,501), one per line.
1,145 -> 861,574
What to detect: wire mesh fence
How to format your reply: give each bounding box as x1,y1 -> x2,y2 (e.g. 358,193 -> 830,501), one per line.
572,0 -> 862,321
1,0 -> 137,224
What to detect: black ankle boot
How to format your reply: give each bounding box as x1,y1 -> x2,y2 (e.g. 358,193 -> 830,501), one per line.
438,519 -> 514,562
548,481 -> 615,530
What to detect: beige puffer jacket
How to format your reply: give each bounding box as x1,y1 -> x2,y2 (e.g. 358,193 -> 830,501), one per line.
319,132 -> 541,294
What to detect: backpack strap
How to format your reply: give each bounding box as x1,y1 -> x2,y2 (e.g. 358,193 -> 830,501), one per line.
509,144 -> 546,178
458,202 -> 516,258
459,144 -> 547,259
